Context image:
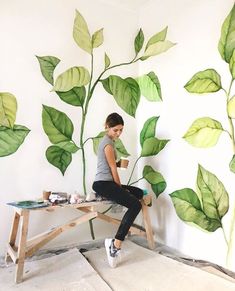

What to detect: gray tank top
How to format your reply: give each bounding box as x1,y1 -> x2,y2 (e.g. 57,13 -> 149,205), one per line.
94,135 -> 115,181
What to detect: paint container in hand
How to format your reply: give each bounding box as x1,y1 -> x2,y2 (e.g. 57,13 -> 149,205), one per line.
143,189 -> 152,207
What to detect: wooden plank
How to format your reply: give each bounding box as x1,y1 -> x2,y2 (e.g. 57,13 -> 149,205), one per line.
141,202 -> 155,249
79,208 -> 146,236
25,211 -> 98,258
5,211 -> 20,263
15,209 -> 29,283
6,244 -> 18,264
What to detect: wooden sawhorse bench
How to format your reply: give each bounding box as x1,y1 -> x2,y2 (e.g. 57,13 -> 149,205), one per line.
5,200 -> 155,283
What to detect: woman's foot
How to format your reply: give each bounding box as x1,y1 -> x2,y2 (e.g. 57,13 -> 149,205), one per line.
105,238 -> 121,268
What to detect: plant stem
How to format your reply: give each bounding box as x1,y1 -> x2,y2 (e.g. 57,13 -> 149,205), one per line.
129,177 -> 144,186
127,156 -> 141,185
224,78 -> 235,266
226,202 -> 235,267
226,79 -> 235,154
80,108 -> 87,195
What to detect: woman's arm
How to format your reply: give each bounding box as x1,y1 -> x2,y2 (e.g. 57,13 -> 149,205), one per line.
104,144 -> 121,186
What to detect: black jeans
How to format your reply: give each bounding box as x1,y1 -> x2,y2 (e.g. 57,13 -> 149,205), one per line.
92,181 -> 143,241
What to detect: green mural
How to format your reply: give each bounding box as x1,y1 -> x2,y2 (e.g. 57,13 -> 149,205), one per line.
37,10 -> 174,198
0,92 -> 30,157
170,4 -> 235,267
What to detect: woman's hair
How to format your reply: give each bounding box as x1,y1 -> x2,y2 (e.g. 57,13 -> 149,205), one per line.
105,112 -> 124,128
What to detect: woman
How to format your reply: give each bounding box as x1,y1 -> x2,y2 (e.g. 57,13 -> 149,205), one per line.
92,112 -> 143,268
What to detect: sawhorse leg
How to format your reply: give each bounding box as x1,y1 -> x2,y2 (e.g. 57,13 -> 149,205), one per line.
141,202 -> 155,249
6,209 -> 30,283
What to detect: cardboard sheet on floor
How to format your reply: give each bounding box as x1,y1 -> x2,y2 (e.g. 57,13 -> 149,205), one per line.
0,248 -> 111,291
85,241 -> 235,291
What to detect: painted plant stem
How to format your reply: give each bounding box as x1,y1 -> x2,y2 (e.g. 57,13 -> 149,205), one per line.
225,78 -> 235,266
129,176 -> 144,186
227,201 -> 235,266
127,156 -> 141,185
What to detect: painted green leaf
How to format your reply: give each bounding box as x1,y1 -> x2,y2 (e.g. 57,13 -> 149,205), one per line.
0,92 -> 17,128
0,125 -> 30,157
145,26 -> 168,51
55,141 -> 79,153
136,72 -> 162,101
92,131 -> 129,159
114,138 -> 130,160
227,96 -> 235,118
141,137 -> 169,157
229,50 -> 235,79
92,28 -> 104,48
101,75 -> 140,117
46,145 -> 72,175
36,56 -> 60,85
92,131 -> 105,155
104,53 -> 111,69
53,67 -> 90,92
218,4 -> 235,63
229,155 -> 235,173
170,188 -> 222,232
183,117 -> 223,147
134,28 -> 144,55
143,165 -> 166,197
197,165 -> 229,220
73,10 -> 92,54
141,40 -> 175,60
140,116 -> 159,147
42,105 -> 74,144
184,69 -> 222,93
56,86 -> 86,107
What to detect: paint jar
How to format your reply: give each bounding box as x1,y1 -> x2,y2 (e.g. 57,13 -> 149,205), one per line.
142,189 -> 152,207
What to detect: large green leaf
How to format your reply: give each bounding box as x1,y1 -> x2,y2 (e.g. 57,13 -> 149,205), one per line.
227,96 -> 235,118
104,53 -> 111,69
141,40 -> 175,60
0,125 -> 30,157
140,116 -> 159,147
42,105 -> 74,144
92,28 -> 104,48
55,141 -> 79,153
145,26 -> 168,51
143,165 -> 166,197
92,131 -> 105,155
101,75 -> 140,117
134,29 -> 144,55
141,137 -> 169,157
73,10 -> 92,54
229,155 -> 235,173
170,188 -> 222,232
218,4 -> 235,63
46,146 -> 72,175
91,131 -> 129,159
56,87 -> 86,107
184,69 -> 222,93
53,67 -> 90,92
36,56 -> 60,85
136,72 -> 162,101
229,50 -> 235,79
197,165 -> 229,220
114,138 -> 130,160
0,92 -> 17,128
183,117 -> 223,147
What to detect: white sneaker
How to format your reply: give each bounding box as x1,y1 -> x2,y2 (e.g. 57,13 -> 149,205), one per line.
105,238 -> 121,268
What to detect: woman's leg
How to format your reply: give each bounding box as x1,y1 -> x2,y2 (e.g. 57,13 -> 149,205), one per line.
93,181 -> 143,242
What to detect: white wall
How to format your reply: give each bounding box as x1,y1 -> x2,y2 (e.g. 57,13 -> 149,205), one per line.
0,0 -> 139,254
1,0 -> 235,272
138,0 -> 235,270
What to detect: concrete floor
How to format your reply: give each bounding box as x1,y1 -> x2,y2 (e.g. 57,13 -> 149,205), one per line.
0,236 -> 234,290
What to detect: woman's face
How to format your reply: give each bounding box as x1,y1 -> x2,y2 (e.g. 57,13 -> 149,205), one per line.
107,124 -> 124,140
